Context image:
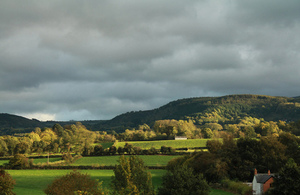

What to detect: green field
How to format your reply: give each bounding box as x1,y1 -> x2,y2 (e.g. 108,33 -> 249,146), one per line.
72,155 -> 179,166
115,138 -> 211,149
0,159 -> 8,165
0,158 -> 62,166
31,157 -> 62,164
8,169 -> 165,195
96,142 -> 114,148
210,189 -> 234,195
8,169 -> 233,195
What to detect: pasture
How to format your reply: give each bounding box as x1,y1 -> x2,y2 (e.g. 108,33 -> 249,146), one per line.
72,155 -> 179,166
8,169 -> 233,195
31,157 -> 62,164
0,159 -> 8,165
8,169 -> 165,195
115,138 -> 211,149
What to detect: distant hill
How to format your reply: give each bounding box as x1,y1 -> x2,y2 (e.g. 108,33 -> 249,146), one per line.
0,113 -> 42,128
0,113 -> 43,135
94,94 -> 300,132
0,113 -> 102,135
1,94 -> 300,134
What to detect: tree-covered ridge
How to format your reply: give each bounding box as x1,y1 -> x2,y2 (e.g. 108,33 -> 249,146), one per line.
1,94 -> 300,134
97,94 -> 300,131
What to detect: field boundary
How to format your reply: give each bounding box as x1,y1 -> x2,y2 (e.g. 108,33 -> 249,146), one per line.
1,165 -> 166,170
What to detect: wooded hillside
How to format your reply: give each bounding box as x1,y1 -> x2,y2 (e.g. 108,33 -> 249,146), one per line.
95,94 -> 300,132
1,94 -> 300,134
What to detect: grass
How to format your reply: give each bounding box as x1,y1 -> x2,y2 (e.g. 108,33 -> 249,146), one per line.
0,158 -> 62,166
94,142 -> 114,148
115,138 -> 211,149
210,189 -> 234,195
0,159 -> 8,165
31,157 -> 62,164
8,169 -> 233,195
72,155 -> 179,166
8,169 -> 165,195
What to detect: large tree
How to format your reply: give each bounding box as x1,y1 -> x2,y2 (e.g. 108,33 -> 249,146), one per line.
158,165 -> 210,195
111,155 -> 155,195
269,159 -> 300,195
44,170 -> 105,195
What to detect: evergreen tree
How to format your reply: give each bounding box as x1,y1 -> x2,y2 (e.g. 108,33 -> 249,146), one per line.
111,155 -> 155,195
270,159 -> 300,195
158,165 -> 210,195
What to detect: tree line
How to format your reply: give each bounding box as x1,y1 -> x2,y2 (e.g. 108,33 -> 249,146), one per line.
1,116 -> 300,157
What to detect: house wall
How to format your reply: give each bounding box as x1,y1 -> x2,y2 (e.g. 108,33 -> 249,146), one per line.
175,136 -> 187,140
252,178 -> 262,195
263,178 -> 274,193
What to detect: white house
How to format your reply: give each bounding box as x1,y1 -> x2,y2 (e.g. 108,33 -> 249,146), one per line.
174,136 -> 187,140
252,169 -> 274,195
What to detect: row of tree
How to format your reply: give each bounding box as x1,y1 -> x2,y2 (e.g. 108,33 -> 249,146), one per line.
0,122 -> 115,157
117,117 -> 300,141
1,118 -> 300,158
0,155 -> 211,195
166,132 -> 300,183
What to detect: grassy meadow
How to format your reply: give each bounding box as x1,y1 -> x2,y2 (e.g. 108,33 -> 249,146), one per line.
115,138 -> 211,149
8,169 -> 165,195
8,169 -> 233,195
31,157 -> 62,164
3,139 -> 233,195
0,159 -> 8,165
72,155 -> 179,166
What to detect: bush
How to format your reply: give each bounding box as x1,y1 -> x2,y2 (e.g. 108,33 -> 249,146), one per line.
8,154 -> 29,169
0,169 -> 16,195
44,170 -> 105,195
62,153 -> 73,164
111,155 -> 155,195
221,179 -> 252,195
158,165 -> 210,195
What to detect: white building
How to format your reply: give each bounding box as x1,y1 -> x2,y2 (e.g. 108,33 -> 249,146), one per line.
174,136 -> 187,140
252,169 -> 274,195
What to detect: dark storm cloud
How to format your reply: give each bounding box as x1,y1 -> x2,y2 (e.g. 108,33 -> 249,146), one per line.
0,0 -> 299,121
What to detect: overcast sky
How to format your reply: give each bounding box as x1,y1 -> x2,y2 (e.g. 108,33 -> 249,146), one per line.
1,0 -> 300,121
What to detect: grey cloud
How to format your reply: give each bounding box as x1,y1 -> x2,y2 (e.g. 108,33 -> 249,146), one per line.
0,0 -> 300,121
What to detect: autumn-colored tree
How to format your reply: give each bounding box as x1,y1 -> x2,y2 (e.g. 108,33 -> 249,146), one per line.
44,170 -> 105,195
8,154 -> 29,169
0,169 -> 16,195
62,152 -> 73,164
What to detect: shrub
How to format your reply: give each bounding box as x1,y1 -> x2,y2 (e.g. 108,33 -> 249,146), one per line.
221,179 -> 252,195
8,154 -> 29,169
111,155 -> 155,195
158,165 -> 210,195
44,170 -> 105,195
0,169 -> 16,195
62,153 -> 73,164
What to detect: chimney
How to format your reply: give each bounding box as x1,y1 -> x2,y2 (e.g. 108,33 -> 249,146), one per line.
268,170 -> 270,175
254,168 -> 257,175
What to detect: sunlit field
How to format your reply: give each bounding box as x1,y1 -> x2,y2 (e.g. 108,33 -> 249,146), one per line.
115,138 -> 211,149
72,155 -> 179,166
8,169 -> 233,195
8,169 -> 165,195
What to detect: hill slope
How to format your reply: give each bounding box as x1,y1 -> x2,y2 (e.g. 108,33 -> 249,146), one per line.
1,94 -> 300,134
95,94 -> 300,131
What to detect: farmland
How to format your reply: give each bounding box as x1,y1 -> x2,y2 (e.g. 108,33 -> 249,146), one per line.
115,138 -> 212,149
72,155 -> 179,166
7,169 -> 233,195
